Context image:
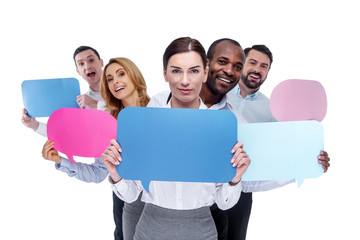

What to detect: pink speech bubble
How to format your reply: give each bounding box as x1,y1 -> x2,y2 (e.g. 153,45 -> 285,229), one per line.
47,108 -> 117,164
270,79 -> 327,122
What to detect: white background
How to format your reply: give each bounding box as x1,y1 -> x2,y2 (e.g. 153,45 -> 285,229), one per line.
1,0 -> 359,239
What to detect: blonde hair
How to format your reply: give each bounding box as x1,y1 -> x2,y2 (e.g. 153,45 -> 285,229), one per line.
100,57 -> 150,118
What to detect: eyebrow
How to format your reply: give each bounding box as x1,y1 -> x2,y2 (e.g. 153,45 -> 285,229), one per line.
219,56 -> 243,67
77,55 -> 95,63
169,65 -> 201,69
106,67 -> 125,78
116,68 -> 125,73
248,58 -> 268,67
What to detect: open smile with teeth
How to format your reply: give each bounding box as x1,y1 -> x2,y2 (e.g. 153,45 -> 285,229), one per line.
115,87 -> 125,92
218,77 -> 232,83
249,73 -> 261,79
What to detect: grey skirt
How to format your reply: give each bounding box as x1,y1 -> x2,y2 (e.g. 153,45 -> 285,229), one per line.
134,203 -> 217,240
123,193 -> 145,240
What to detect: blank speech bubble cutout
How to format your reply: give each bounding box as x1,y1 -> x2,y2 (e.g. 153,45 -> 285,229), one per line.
238,120 -> 324,186
270,79 -> 327,122
47,108 -> 117,164
116,107 -> 238,192
21,78 -> 80,117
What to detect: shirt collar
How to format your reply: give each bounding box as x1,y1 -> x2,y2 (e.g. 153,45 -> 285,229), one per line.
87,87 -> 99,96
165,97 -> 207,109
236,86 -> 259,100
208,94 -> 229,110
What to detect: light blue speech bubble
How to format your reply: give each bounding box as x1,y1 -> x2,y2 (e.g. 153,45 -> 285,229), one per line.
21,78 -> 80,117
238,120 -> 324,186
116,107 -> 238,192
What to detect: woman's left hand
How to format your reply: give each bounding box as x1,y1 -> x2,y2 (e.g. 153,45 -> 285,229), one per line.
229,141 -> 251,185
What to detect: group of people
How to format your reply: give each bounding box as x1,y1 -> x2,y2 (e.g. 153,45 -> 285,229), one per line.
22,37 -> 330,240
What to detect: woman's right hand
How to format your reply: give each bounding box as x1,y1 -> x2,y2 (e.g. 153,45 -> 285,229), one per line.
42,140 -> 61,164
102,139 -> 123,183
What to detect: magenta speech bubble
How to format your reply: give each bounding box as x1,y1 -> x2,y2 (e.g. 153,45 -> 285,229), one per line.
47,108 -> 117,164
270,79 -> 327,122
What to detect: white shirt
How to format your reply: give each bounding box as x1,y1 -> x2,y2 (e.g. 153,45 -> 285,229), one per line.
148,90 -> 294,192
111,98 -> 242,210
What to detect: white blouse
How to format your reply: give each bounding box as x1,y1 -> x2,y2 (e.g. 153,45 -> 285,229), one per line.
110,98 -> 242,210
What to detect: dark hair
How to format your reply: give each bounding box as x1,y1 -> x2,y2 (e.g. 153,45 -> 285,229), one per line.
163,37 -> 207,70
73,46 -> 101,66
207,38 -> 241,60
244,45 -> 273,66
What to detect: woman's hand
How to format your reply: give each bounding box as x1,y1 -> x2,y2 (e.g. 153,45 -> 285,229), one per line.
42,140 -> 61,164
229,141 -> 251,185
102,139 -> 123,183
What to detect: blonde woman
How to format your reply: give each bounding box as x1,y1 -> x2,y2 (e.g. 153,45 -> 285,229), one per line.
42,57 -> 150,240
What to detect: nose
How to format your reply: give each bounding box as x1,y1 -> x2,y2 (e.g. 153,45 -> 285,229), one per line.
114,76 -> 120,84
223,64 -> 234,76
84,61 -> 90,70
180,73 -> 190,86
252,64 -> 261,73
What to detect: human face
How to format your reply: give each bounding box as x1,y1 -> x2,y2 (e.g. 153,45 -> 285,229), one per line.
105,62 -> 138,106
75,49 -> 103,90
241,49 -> 271,90
207,41 -> 244,96
164,51 -> 208,109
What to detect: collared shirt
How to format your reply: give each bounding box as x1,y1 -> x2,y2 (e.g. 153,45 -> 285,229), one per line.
147,90 -> 247,124
111,98 -> 242,210
227,85 -> 277,123
147,90 -> 294,192
86,88 -> 105,111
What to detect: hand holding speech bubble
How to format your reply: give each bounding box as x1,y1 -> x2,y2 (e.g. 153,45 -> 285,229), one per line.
270,79 -> 327,122
238,120 -> 324,186
116,107 -> 238,192
21,78 -> 80,117
47,108 -> 117,164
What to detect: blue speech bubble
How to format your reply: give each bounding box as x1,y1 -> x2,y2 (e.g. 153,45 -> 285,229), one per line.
238,120 -> 324,186
21,78 -> 80,117
116,107 -> 237,192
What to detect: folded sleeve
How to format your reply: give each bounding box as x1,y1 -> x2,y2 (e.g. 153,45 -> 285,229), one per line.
241,179 -> 295,192
214,182 -> 242,210
55,157 -> 109,183
109,178 -> 143,203
35,122 -> 47,137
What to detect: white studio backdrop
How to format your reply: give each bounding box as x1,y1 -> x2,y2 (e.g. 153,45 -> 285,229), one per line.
1,0 -> 359,239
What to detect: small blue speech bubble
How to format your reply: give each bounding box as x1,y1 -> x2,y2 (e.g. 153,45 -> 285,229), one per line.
21,78 -> 80,117
238,120 -> 324,186
116,107 -> 238,192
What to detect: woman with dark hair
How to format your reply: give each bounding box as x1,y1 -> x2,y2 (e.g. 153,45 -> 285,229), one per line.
102,37 -> 250,240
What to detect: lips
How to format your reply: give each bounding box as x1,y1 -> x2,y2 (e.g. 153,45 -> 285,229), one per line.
248,72 -> 261,80
115,86 -> 125,92
86,71 -> 96,80
217,77 -> 232,83
179,88 -> 192,94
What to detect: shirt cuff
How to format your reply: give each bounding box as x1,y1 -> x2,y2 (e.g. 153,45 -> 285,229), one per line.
35,122 -> 47,137
55,157 -> 76,173
227,180 -> 242,192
